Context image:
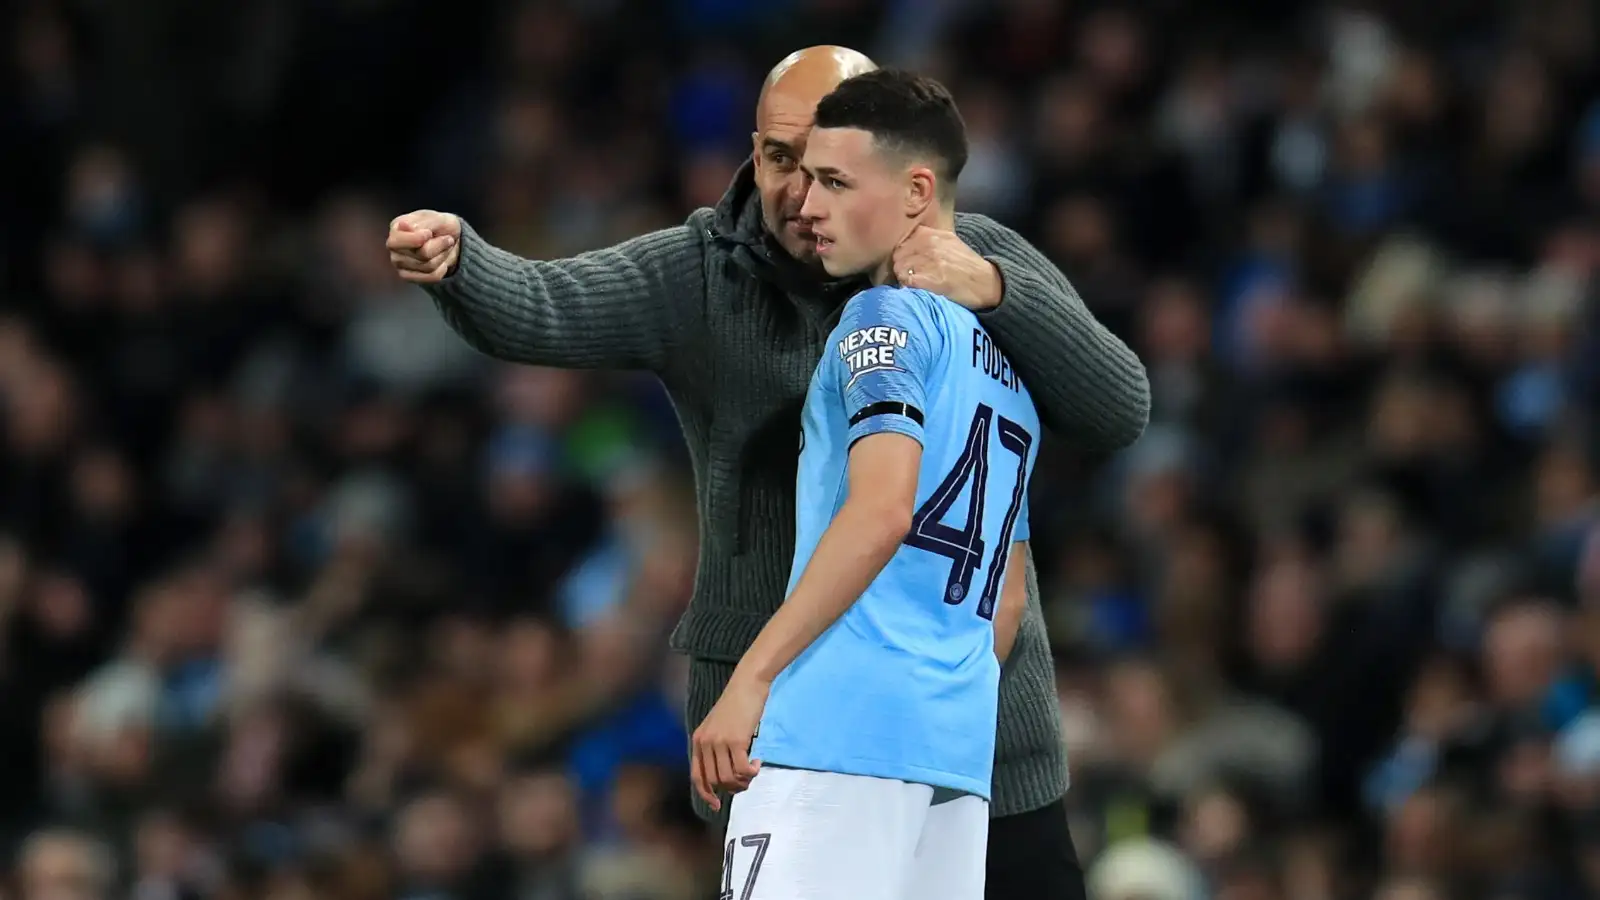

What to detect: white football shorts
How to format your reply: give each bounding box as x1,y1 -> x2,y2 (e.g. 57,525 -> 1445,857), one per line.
719,765 -> 988,900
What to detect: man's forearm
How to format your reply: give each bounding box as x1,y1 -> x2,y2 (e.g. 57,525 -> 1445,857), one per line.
733,502 -> 910,685
423,218 -> 705,373
981,254 -> 1149,450
954,215 -> 1150,450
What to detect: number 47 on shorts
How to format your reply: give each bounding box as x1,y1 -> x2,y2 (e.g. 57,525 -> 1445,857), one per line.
720,833 -> 771,900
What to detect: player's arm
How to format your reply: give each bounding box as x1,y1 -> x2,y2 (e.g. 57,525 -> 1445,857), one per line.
734,433 -> 920,687
993,541 -> 1029,663
693,431 -> 921,808
732,286 -> 939,687
955,214 -> 1150,451
409,214 -> 705,373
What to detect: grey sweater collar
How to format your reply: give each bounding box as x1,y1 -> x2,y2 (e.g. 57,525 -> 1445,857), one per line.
710,159 -> 864,305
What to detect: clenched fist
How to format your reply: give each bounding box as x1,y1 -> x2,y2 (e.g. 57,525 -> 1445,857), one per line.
387,210 -> 463,284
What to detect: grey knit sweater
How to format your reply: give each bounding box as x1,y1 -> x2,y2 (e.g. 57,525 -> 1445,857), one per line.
422,161 -> 1150,818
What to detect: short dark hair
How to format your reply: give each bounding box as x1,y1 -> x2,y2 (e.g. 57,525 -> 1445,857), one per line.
813,69 -> 968,197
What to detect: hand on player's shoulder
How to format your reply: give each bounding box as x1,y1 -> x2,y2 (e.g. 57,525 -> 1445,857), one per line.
387,210 -> 463,284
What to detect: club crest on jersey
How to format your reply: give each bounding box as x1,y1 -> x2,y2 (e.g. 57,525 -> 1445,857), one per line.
838,325 -> 908,386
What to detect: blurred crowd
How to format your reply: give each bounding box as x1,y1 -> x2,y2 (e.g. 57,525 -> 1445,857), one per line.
3,0 -> 1600,899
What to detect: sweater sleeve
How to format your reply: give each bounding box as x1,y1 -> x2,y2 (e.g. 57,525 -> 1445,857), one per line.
421,216 -> 707,373
954,213 -> 1151,451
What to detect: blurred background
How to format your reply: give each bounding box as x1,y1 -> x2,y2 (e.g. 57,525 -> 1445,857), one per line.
2,0 -> 1600,898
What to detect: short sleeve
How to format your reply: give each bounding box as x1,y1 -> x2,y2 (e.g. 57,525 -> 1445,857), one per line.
826,286 -> 942,448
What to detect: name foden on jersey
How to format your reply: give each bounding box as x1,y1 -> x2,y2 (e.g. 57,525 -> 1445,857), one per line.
972,328 -> 1022,392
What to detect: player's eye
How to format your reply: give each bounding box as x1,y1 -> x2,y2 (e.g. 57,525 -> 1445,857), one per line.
826,177 -> 847,190
770,152 -> 792,167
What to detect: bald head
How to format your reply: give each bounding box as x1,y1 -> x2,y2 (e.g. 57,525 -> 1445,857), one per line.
756,46 -> 877,128
750,46 -> 877,265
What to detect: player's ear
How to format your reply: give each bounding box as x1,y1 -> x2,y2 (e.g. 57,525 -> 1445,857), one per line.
751,132 -> 763,165
905,166 -> 936,218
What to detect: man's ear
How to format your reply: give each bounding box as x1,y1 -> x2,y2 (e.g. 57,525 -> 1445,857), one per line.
750,132 -> 762,165
905,166 -> 937,218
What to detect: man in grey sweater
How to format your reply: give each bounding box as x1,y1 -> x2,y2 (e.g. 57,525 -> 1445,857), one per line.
387,46 -> 1148,900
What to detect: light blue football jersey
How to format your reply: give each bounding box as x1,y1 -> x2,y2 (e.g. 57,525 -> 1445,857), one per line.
750,284 -> 1040,799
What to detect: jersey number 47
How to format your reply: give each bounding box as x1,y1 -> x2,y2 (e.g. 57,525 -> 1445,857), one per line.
903,402 -> 1032,621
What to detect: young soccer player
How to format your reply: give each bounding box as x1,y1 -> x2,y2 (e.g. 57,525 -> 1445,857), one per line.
690,69 -> 1040,900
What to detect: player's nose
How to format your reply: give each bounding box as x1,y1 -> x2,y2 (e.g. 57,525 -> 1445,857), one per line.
799,182 -> 824,220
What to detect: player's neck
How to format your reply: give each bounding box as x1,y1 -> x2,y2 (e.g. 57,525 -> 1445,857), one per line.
923,206 -> 956,234
873,207 -> 957,288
